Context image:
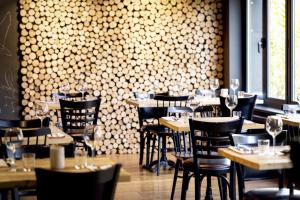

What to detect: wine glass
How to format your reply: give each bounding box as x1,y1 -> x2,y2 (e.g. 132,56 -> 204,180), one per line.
83,125 -> 103,158
225,95 -> 238,117
35,102 -> 49,127
230,79 -> 239,95
78,82 -> 88,100
187,96 -> 200,119
60,83 -> 70,99
210,78 -> 219,97
4,127 -> 24,171
266,116 -> 283,155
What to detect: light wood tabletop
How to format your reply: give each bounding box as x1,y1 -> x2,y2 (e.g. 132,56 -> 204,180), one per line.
125,98 -> 220,108
218,146 -> 292,170
159,117 -> 265,132
0,157 -> 130,189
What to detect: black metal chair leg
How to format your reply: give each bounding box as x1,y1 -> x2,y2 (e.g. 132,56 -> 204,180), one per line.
150,135 -> 156,164
145,132 -> 151,168
139,131 -> 145,165
157,136 -> 162,176
218,177 -> 224,200
181,168 -> 190,200
171,159 -> 180,200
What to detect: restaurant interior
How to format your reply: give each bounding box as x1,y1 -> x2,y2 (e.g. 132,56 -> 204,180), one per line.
0,0 -> 300,199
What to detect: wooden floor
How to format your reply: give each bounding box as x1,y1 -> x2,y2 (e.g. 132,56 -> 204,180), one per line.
22,153 -> 278,200
109,153 -> 278,200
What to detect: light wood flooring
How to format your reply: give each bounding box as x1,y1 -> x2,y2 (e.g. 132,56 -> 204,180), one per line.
110,153 -> 278,200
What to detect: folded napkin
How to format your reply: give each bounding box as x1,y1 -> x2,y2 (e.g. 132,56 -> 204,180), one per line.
228,145 -> 254,154
47,133 -> 65,138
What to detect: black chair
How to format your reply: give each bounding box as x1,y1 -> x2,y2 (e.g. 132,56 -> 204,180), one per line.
133,92 -> 168,166
170,105 -> 215,200
53,92 -> 89,101
181,118 -> 243,200
220,95 -> 257,120
35,164 -> 121,200
242,139 -> 300,200
149,95 -> 189,175
59,98 -> 101,147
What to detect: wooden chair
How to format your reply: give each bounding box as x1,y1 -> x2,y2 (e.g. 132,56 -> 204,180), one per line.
59,98 -> 101,146
220,95 -> 257,120
133,92 -> 168,166
149,95 -> 189,175
35,164 -> 121,200
181,118 -> 243,200
170,105 -> 214,200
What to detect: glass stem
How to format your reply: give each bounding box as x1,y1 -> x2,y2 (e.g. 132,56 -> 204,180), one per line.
230,109 -> 233,117
91,148 -> 95,157
273,136 -> 276,154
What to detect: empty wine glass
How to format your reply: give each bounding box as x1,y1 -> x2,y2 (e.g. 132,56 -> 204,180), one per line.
187,96 -> 200,118
83,125 -> 103,158
4,127 -> 23,171
266,115 -> 283,155
225,95 -> 238,117
60,83 -> 70,99
230,79 -> 239,95
210,78 -> 219,97
78,82 -> 88,100
35,102 -> 49,127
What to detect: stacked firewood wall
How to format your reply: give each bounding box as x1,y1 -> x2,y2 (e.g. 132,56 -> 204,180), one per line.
19,0 -> 224,154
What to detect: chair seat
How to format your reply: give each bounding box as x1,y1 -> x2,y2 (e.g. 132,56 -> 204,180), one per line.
172,152 -> 193,160
183,158 -> 230,171
140,124 -> 164,132
245,188 -> 300,200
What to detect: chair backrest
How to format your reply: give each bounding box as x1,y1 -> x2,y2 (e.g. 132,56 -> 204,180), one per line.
53,92 -> 89,101
59,98 -> 101,134
133,92 -> 169,125
154,95 -> 189,120
35,164 -> 121,200
220,95 -> 257,120
290,140 -> 300,184
189,118 -> 243,161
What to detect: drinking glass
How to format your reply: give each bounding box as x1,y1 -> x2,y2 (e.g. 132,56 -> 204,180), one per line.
4,127 -> 23,170
187,96 -> 200,118
83,125 -> 103,158
210,78 -> 219,97
78,82 -> 88,100
230,79 -> 239,95
225,95 -> 238,117
265,115 -> 283,155
35,102 -> 49,127
60,83 -> 70,99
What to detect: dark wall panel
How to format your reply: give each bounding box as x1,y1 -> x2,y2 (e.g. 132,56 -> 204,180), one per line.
0,0 -> 20,119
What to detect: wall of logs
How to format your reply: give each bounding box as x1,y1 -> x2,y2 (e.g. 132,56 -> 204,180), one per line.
19,0 -> 224,154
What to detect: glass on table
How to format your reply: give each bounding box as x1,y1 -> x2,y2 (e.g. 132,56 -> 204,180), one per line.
187,96 -> 200,119
265,115 -> 283,155
83,125 -> 103,158
74,148 -> 87,169
35,101 -> 49,127
225,95 -> 238,117
210,78 -> 219,97
22,153 -> 35,172
60,83 -> 70,99
230,79 -> 239,95
77,82 -> 88,100
232,111 -> 242,118
257,139 -> 270,155
4,127 -> 23,171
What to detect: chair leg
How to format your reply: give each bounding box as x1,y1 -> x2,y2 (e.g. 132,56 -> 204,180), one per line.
171,159 -> 180,200
157,136 -> 162,176
180,168 -> 190,200
139,131 -> 145,165
145,132 -> 151,168
150,135 -> 156,164
194,170 -> 201,200
218,177 -> 226,200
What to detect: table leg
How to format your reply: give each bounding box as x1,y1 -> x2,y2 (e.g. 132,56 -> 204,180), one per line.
229,162 -> 236,200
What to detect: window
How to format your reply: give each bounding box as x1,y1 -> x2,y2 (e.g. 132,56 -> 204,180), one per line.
247,0 -> 300,108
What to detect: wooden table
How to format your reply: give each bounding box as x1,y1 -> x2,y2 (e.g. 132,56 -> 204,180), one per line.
218,146 -> 292,200
159,117 -> 265,132
0,157 -> 130,189
218,146 -> 292,170
125,97 -> 220,107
